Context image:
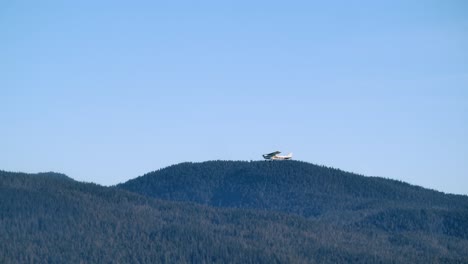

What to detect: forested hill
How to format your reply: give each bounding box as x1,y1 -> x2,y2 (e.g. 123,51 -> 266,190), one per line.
2,163 -> 468,263
118,161 -> 467,218
2,170 -> 384,263
118,160 -> 468,246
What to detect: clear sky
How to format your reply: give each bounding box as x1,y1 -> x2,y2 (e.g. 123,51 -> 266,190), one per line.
1,1 -> 467,194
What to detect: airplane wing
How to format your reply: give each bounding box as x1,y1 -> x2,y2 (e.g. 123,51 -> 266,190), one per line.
266,151 -> 281,156
263,151 -> 281,159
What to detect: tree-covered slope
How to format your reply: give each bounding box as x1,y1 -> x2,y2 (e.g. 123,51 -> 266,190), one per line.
118,161 -> 468,240
3,170 -> 447,264
2,163 -> 468,263
1,170 -> 326,263
119,161 -> 465,211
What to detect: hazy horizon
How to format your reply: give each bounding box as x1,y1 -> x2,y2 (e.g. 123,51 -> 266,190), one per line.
2,1 -> 467,195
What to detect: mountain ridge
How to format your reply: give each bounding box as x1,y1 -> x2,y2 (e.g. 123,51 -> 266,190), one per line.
118,160 -> 468,241
2,161 -> 468,263
118,160 -> 467,214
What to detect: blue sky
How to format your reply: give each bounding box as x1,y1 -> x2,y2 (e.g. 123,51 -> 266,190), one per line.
1,1 -> 467,194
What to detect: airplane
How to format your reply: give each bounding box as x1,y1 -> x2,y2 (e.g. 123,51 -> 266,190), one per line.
262,151 -> 293,160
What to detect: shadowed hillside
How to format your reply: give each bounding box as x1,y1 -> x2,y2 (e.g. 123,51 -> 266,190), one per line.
118,161 -> 468,217
2,163 -> 468,263
118,161 -> 468,254
1,170 -> 338,263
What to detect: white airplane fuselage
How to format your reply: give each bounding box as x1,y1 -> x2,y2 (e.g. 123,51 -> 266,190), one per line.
270,154 -> 292,160
263,152 -> 293,160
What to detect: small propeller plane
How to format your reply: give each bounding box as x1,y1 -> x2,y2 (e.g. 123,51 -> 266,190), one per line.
262,151 -> 293,160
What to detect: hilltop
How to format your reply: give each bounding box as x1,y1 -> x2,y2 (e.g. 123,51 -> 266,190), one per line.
118,161 -> 467,229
